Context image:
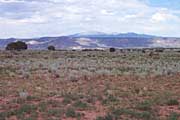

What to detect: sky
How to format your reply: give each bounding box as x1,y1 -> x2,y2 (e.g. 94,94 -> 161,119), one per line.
0,0 -> 180,38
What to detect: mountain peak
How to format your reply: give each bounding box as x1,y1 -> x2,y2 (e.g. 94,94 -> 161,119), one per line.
70,32 -> 156,38
70,31 -> 107,37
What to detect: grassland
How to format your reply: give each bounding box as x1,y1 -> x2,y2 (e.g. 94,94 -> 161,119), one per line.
0,50 -> 180,120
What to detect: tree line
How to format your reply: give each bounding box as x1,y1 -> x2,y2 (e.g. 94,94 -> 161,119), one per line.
5,41 -> 116,52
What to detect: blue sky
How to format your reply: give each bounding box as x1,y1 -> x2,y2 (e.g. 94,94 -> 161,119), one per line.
0,0 -> 180,38
148,0 -> 180,10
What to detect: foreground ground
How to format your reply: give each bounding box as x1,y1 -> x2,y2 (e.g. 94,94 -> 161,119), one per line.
0,50 -> 180,120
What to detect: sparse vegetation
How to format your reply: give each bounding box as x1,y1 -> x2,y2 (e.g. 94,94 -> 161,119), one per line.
73,100 -> 88,109
136,100 -> 152,111
65,107 -> 76,118
47,108 -> 63,117
168,112 -> 180,120
0,50 -> 180,119
166,99 -> 179,106
96,114 -> 113,120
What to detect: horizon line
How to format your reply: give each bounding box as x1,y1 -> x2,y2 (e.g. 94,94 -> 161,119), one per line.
0,32 -> 180,40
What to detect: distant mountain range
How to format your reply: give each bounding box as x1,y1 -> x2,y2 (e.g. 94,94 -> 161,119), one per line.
0,32 -> 180,49
70,32 -> 156,38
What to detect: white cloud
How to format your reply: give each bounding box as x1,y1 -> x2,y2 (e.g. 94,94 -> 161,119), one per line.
0,0 -> 180,38
151,9 -> 180,23
101,9 -> 116,15
0,15 -> 47,24
0,0 -> 23,3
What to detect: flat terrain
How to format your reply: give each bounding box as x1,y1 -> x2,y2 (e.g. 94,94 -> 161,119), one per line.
0,50 -> 180,120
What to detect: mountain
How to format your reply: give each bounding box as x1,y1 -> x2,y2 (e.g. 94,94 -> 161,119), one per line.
70,31 -> 107,37
70,32 -> 156,38
0,32 -> 180,49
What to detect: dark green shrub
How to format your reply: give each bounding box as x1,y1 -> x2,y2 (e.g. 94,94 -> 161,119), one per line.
48,46 -> 55,51
136,101 -> 152,111
38,102 -> 47,112
166,99 -> 179,106
6,41 -> 27,50
111,108 -> 153,119
62,97 -> 72,105
96,114 -> 113,120
73,100 -> 88,109
17,104 -> 37,114
96,116 -> 104,120
155,48 -> 164,52
109,48 -> 116,52
168,112 -> 179,120
102,95 -> 118,105
47,108 -> 63,117
138,111 -> 152,119
66,107 -> 76,118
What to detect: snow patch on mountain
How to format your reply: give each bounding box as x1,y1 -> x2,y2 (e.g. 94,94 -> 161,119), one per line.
26,40 -> 41,45
150,39 -> 180,47
75,38 -> 109,48
26,40 -> 53,45
72,31 -> 107,36
75,38 -> 94,46
70,46 -> 83,49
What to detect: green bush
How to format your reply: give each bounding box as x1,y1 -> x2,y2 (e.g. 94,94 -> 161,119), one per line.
62,97 -> 72,105
166,99 -> 179,106
109,48 -> 116,52
96,114 -> 113,120
48,46 -> 55,51
47,108 -> 63,117
136,101 -> 152,111
17,104 -> 37,114
73,100 -> 88,109
66,107 -> 76,118
168,112 -> 179,120
6,41 -> 27,50
111,108 -> 153,119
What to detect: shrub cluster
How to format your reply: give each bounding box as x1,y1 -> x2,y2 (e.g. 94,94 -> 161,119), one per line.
6,41 -> 27,50
48,46 -> 56,51
109,48 -> 116,52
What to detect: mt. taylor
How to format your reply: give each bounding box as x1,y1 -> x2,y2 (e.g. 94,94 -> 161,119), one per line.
0,32 -> 180,49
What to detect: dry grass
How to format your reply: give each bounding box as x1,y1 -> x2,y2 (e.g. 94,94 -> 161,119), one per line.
0,50 -> 180,120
